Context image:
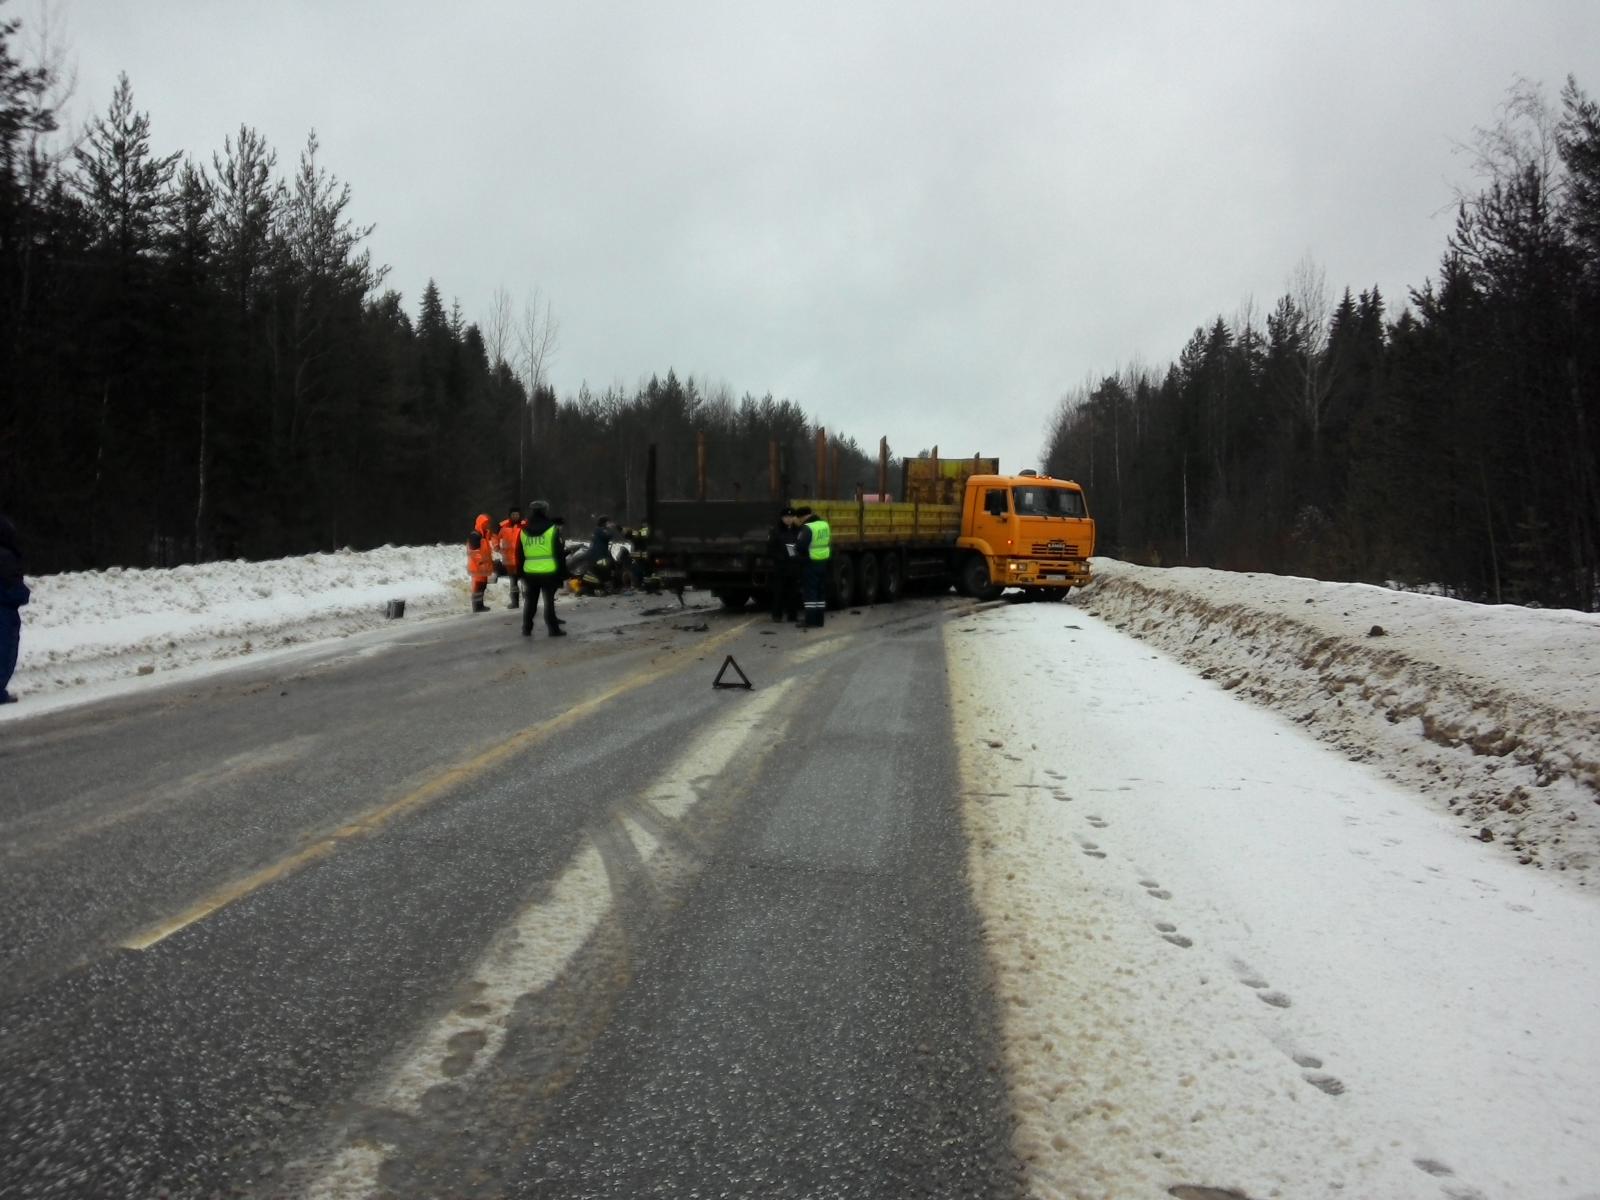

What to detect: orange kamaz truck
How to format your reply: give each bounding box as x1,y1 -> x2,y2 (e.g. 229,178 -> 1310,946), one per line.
647,444 -> 1095,609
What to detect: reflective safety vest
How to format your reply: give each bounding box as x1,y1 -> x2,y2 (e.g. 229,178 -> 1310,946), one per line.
520,526 -> 559,575
807,518 -> 832,561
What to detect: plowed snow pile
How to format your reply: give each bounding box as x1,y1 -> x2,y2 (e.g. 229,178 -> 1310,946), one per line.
947,565 -> 1600,1200
1080,559 -> 1600,878
5,545 -> 466,709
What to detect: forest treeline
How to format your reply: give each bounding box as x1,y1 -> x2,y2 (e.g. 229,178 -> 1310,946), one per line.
0,11 -> 881,575
1045,76 -> 1600,611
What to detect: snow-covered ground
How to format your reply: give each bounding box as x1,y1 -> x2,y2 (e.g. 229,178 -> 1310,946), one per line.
6,549 -> 1598,1198
1077,560 -> 1600,881
1,545 -> 469,718
950,562 -> 1600,1200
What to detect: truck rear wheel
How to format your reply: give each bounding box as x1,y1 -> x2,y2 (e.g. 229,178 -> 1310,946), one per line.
855,553 -> 880,605
959,555 -> 1002,602
828,555 -> 855,609
880,552 -> 904,603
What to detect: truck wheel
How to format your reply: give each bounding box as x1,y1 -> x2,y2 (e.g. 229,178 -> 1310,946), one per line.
959,555 -> 1002,602
716,589 -> 750,610
855,553 -> 880,605
828,555 -> 855,609
880,553 -> 904,603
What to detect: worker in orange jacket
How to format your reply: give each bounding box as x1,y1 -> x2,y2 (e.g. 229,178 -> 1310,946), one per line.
467,513 -> 496,612
497,506 -> 525,608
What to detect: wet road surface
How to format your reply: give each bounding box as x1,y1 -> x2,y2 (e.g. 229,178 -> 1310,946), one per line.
0,593 -> 1022,1198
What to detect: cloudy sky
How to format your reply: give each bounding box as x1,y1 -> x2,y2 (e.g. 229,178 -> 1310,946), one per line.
49,0 -> 1599,475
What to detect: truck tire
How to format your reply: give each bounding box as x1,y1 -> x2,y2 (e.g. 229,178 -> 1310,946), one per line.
959,555 -> 1002,602
855,553 -> 880,605
880,552 -> 904,603
828,555 -> 855,609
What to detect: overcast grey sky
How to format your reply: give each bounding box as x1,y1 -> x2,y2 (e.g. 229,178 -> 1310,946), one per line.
50,0 -> 1600,476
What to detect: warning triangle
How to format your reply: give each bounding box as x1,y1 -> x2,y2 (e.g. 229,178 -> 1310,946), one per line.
712,655 -> 752,690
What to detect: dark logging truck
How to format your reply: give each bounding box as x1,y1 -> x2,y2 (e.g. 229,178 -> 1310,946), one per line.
644,433 -> 1095,609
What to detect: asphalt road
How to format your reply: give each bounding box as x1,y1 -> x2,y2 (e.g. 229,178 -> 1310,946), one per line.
0,591 -> 1023,1198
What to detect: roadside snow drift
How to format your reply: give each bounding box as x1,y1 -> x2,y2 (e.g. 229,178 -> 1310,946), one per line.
1078,559 -> 1600,881
5,545 -> 467,710
948,595 -> 1600,1200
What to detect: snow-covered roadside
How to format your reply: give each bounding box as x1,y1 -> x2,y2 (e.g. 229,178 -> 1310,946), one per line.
2,543 -> 703,721
3,545 -> 469,717
1077,559 -> 1600,882
947,604 -> 1600,1200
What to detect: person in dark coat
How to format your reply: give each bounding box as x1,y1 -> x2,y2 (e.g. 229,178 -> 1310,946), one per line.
767,507 -> 801,623
589,516 -> 614,591
0,514 -> 29,703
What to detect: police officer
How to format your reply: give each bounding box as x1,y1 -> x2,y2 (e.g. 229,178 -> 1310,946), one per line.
793,505 -> 831,628
520,500 -> 568,637
768,507 -> 801,623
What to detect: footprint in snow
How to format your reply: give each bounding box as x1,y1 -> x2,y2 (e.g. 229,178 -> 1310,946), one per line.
1229,958 -> 1271,991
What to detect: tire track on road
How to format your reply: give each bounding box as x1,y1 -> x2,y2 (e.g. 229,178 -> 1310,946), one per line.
120,620 -> 756,951
296,673 -> 805,1199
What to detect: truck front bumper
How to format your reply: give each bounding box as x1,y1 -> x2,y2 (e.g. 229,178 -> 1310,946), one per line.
1002,559 -> 1091,587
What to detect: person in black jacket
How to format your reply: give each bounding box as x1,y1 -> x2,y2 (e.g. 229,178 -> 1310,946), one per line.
0,514 -> 28,703
767,507 -> 801,623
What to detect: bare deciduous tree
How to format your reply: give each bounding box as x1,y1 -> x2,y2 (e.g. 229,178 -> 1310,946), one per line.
516,288 -> 559,498
1287,253 -> 1335,453
482,285 -> 514,373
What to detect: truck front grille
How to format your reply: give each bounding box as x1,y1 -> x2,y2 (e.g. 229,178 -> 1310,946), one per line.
1031,542 -> 1080,557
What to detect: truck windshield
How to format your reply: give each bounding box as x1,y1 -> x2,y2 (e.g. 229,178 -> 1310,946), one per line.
1011,486 -> 1085,518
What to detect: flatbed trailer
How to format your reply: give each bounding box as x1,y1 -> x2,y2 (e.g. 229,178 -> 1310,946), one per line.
649,448 -> 1094,609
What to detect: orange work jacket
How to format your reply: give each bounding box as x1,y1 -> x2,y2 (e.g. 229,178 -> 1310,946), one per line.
467,514 -> 496,582
497,518 -> 524,572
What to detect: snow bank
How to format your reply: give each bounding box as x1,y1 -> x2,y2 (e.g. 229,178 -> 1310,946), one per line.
8,545 -> 468,705
948,606 -> 1600,1200
1077,560 -> 1600,880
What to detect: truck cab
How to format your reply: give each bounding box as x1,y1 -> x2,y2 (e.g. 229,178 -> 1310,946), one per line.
957,471 -> 1095,600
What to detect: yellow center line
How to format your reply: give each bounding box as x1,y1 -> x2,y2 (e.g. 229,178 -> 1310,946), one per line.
121,618 -> 756,951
